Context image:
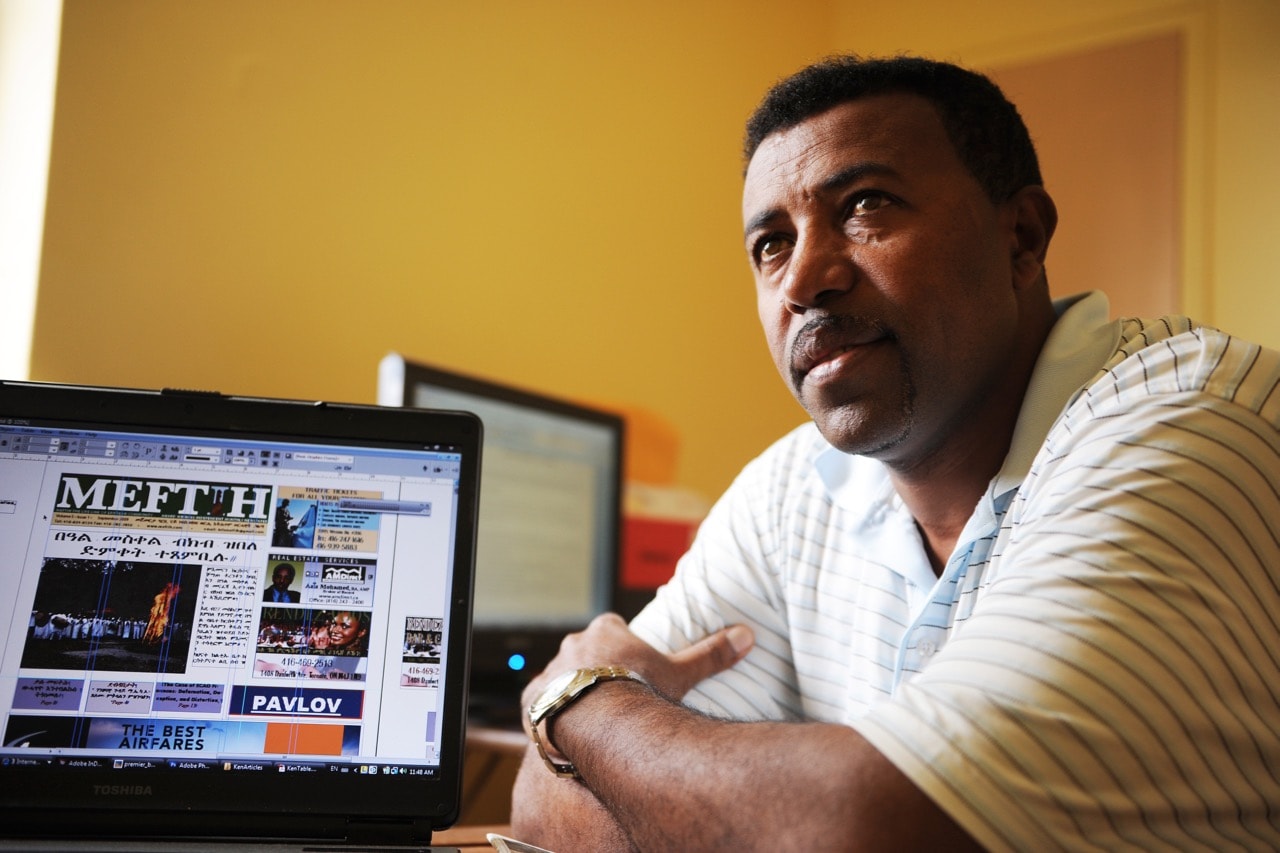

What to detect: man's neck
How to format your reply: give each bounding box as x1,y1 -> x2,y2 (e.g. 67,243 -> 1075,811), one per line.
889,443 -> 1004,576
887,302 -> 1057,575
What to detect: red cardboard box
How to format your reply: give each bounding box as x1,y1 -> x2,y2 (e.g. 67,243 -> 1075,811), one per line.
619,484 -> 708,590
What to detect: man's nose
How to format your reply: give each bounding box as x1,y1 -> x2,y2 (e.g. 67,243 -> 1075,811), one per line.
780,232 -> 855,314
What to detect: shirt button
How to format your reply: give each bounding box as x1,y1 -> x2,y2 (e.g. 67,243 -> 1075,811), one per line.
918,640 -> 937,657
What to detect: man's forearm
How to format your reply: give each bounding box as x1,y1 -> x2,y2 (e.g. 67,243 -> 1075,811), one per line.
548,680 -> 982,853
554,680 -> 859,851
510,746 -> 636,852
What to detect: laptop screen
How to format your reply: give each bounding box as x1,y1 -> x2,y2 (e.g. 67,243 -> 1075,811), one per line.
0,382 -> 481,844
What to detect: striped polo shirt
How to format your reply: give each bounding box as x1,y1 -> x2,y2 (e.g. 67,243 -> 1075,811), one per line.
630,291 -> 1280,850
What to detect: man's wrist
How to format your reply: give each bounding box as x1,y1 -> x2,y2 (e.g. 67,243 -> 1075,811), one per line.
547,675 -> 648,754
526,666 -> 649,778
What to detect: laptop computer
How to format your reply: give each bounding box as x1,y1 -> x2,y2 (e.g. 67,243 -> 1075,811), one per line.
0,381 -> 483,851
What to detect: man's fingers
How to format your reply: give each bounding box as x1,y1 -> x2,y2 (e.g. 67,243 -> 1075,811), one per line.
589,612 -> 628,631
533,614 -> 754,702
668,624 -> 754,691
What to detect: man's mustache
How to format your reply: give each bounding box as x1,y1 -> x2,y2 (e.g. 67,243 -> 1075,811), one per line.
788,315 -> 892,390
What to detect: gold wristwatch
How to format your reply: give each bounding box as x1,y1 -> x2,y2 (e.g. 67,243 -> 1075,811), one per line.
527,665 -> 648,778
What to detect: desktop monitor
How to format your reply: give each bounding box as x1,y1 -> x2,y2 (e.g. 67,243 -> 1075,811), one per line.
378,354 -> 624,726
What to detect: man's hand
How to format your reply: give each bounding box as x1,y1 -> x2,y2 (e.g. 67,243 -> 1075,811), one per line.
520,613 -> 754,710
511,615 -> 754,852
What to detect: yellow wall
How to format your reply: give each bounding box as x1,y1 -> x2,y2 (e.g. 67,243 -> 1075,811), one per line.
1208,0 -> 1280,347
33,0 -> 830,500
30,0 -> 1280,501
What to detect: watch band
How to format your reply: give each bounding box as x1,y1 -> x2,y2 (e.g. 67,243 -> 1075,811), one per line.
528,665 -> 648,778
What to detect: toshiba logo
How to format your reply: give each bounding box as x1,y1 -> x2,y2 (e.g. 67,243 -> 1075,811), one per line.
92,785 -> 153,796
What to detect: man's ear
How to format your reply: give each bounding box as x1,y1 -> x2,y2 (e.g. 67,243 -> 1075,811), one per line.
1008,185 -> 1058,290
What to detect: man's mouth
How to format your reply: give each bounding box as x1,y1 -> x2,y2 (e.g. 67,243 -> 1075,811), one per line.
789,316 -> 890,388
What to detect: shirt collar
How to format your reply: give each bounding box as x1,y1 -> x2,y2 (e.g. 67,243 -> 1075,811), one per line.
990,290 -> 1119,496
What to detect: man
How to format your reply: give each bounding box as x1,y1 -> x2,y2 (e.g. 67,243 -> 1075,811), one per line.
273,498 -> 296,547
511,56 -> 1280,851
263,562 -> 300,603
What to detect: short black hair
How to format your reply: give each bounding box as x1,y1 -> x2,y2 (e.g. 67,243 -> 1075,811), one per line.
744,55 -> 1042,202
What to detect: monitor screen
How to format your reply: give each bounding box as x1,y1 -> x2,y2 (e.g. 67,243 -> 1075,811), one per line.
378,354 -> 624,726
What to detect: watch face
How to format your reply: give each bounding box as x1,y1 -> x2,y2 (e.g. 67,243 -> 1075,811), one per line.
530,668 -> 585,719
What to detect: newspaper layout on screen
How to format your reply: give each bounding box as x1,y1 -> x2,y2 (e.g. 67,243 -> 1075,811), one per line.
0,425 -> 460,776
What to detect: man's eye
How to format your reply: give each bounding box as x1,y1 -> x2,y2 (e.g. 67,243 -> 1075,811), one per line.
849,192 -> 891,216
756,236 -> 792,263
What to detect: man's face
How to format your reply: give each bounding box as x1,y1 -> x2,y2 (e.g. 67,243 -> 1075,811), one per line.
743,94 -> 1030,468
272,567 -> 293,589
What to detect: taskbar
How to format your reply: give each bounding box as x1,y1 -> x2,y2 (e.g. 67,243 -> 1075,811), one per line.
0,753 -> 439,777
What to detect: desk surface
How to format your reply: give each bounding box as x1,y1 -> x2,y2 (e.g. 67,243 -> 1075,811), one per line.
435,823 -> 509,851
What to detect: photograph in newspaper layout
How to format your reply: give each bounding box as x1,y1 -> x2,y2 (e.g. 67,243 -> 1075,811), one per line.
255,607 -> 372,681
402,617 -> 442,663
263,558 -> 303,604
20,558 -> 199,674
270,486 -> 383,553
271,497 -> 316,549
400,616 -> 442,688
